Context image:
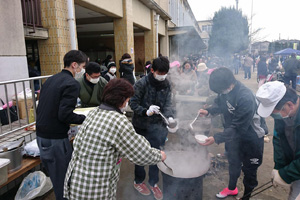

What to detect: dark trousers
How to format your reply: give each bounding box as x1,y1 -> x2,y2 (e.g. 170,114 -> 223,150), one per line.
244,67 -> 251,79
37,136 -> 73,200
234,65 -> 239,74
284,75 -> 297,89
226,136 -> 264,199
134,125 -> 167,186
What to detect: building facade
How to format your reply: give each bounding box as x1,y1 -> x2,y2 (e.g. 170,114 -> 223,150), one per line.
0,0 -> 204,96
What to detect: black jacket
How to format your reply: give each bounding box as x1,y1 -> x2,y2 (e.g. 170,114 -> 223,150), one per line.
206,81 -> 267,144
283,57 -> 300,76
119,59 -> 135,85
36,70 -> 85,139
130,73 -> 173,129
257,61 -> 268,76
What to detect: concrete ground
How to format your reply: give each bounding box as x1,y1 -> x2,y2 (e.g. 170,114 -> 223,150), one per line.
2,68 -> 289,200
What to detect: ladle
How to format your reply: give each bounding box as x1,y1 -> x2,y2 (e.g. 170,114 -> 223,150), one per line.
189,112 -> 200,130
158,111 -> 169,125
162,161 -> 173,175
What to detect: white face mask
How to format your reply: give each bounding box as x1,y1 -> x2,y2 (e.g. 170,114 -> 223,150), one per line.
221,88 -> 232,94
110,67 -> 116,74
279,105 -> 292,119
155,74 -> 167,81
120,102 -> 128,112
89,77 -> 100,84
74,67 -> 85,79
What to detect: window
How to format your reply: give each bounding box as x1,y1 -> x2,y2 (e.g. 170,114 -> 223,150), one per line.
202,25 -> 212,33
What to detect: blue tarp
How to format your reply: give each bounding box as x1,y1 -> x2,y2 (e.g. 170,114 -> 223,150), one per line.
274,48 -> 300,56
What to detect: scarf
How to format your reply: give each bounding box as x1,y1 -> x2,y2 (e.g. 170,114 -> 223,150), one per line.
148,72 -> 168,91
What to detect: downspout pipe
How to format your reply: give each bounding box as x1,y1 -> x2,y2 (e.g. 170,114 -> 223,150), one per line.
67,0 -> 77,50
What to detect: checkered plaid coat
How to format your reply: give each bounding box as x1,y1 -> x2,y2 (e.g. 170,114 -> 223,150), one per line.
63,107 -> 161,199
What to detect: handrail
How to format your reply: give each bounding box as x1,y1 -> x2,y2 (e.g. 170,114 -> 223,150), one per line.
0,75 -> 52,140
0,75 -> 51,85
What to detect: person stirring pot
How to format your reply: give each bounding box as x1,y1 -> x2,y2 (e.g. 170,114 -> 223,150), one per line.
64,79 -> 166,200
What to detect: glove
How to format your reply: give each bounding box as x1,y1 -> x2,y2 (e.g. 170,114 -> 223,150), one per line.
146,105 -> 160,116
271,169 -> 290,187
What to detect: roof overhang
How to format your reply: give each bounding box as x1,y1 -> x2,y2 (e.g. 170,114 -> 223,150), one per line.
139,0 -> 171,20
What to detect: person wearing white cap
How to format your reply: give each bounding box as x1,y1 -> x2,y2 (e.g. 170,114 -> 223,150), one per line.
195,63 -> 210,96
256,81 -> 300,200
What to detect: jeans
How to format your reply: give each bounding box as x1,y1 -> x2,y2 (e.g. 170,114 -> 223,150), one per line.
37,136 -> 72,200
244,67 -> 251,79
284,75 -> 297,89
134,124 -> 168,186
226,137 -> 264,199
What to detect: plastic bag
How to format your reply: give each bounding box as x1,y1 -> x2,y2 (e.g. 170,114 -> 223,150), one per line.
15,171 -> 52,200
23,139 -> 40,157
12,88 -> 36,100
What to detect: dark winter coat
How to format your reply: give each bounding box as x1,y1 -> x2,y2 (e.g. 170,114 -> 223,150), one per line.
130,73 -> 173,129
283,57 -> 300,76
273,106 -> 300,184
119,59 -> 135,85
257,61 -> 268,76
37,70 -> 85,139
206,81 -> 267,144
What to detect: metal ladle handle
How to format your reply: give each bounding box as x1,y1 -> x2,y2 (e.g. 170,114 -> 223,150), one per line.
158,111 -> 169,125
190,112 -> 200,128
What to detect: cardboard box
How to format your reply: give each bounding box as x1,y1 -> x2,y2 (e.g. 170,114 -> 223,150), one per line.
13,99 -> 34,119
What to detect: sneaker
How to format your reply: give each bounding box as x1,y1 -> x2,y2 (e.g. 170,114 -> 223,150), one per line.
134,182 -> 151,196
216,187 -> 238,198
150,184 -> 163,200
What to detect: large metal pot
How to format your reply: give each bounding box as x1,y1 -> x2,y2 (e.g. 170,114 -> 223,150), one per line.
158,126 -> 211,199
0,146 -> 23,173
157,149 -> 210,200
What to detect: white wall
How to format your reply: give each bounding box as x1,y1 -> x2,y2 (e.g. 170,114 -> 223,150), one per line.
0,0 -> 29,100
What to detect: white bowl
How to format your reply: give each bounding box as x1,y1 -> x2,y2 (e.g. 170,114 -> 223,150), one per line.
194,135 -> 208,144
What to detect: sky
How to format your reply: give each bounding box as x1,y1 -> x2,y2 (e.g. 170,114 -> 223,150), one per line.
188,0 -> 300,42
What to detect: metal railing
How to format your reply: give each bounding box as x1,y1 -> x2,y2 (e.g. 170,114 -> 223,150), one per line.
0,75 -> 51,139
21,0 -> 42,33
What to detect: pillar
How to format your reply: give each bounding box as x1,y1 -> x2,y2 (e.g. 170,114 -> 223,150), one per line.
144,10 -> 156,62
114,0 -> 134,77
38,0 -> 77,75
160,20 -> 169,57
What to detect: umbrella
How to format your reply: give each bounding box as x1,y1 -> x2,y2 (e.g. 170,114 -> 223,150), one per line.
274,48 -> 300,56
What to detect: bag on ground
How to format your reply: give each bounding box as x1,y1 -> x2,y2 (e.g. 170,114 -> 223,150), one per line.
15,171 -> 52,200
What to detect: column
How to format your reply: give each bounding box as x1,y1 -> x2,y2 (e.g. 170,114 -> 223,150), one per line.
38,0 -> 76,75
144,10 -> 156,62
114,0 -> 134,77
160,20 -> 169,57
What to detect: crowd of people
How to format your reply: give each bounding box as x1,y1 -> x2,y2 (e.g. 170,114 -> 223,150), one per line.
35,49 -> 300,200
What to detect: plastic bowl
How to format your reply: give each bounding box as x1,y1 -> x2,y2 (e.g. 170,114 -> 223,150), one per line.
194,135 -> 208,144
